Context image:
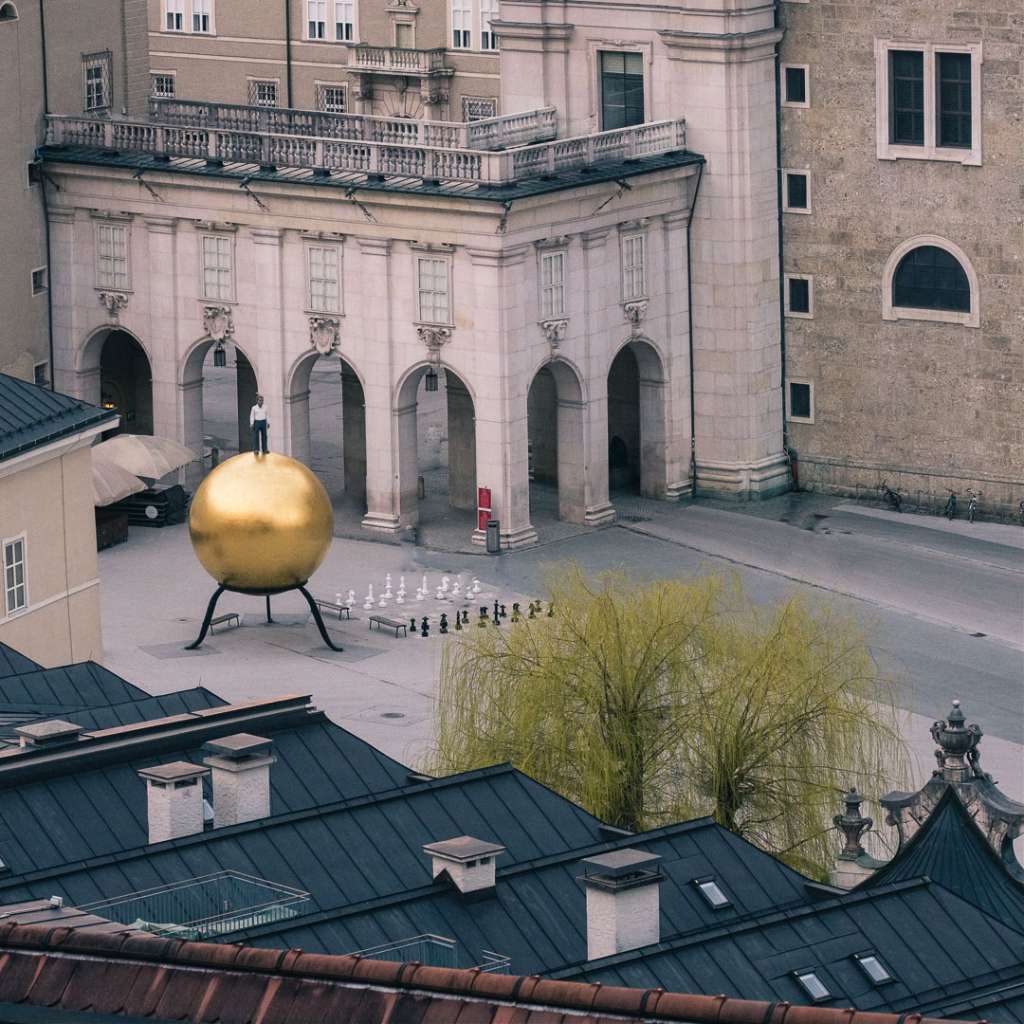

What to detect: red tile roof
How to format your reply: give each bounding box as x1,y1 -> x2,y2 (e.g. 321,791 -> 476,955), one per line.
0,922 -> 984,1024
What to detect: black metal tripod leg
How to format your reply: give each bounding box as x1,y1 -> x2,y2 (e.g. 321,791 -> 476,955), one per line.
299,586 -> 344,652
265,595 -> 274,623
186,585 -> 227,650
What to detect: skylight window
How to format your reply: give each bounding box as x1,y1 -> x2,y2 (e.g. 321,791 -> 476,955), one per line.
855,953 -> 893,985
695,878 -> 731,909
794,970 -> 831,1002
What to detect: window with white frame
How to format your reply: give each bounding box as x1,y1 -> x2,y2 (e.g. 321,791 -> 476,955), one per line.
881,235 -> 978,327
164,0 -> 184,31
83,52 -> 111,112
451,0 -> 471,48
33,361 -> 49,387
96,224 -> 129,290
540,250 -> 566,319
307,0 -> 326,39
151,72 -> 176,98
307,245 -> 341,312
621,233 -> 646,301
782,170 -> 811,213
787,380 -> 814,424
3,538 -> 26,616
416,256 -> 451,324
784,274 -> 813,318
462,96 -> 497,121
30,267 -> 48,295
782,64 -> 809,107
248,79 -> 279,107
192,0 -> 212,33
875,41 -> 982,165
201,234 -> 233,301
334,0 -> 355,40
316,83 -> 347,113
480,0 -> 498,50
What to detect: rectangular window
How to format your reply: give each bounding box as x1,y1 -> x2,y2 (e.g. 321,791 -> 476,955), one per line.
889,50 -> 924,144
192,0 -> 212,33
33,362 -> 50,387
316,83 -> 347,113
783,65 -> 808,106
622,233 -> 646,300
417,257 -> 451,324
248,79 -> 279,107
307,0 -> 326,38
335,0 -> 355,40
164,0 -> 184,31
540,251 -> 566,319
96,224 -> 129,290
394,21 -> 413,47
3,538 -> 26,616
787,381 -> 813,423
785,275 -> 813,317
600,51 -> 644,130
480,0 -> 498,50
783,170 -> 810,213
31,267 -> 48,295
307,245 -> 340,312
151,73 -> 176,98
452,0 -> 471,48
83,52 -> 111,112
463,96 -> 497,121
201,235 -> 233,301
937,52 -> 971,148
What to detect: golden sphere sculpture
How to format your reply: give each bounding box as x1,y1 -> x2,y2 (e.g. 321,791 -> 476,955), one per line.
188,453 -> 333,592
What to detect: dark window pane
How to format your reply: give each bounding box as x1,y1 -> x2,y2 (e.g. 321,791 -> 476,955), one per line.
890,50 -> 924,144
786,172 -> 808,209
789,383 -> 811,419
893,245 -> 970,312
937,52 -> 971,148
600,51 -> 645,130
785,66 -> 806,104
788,277 -> 810,313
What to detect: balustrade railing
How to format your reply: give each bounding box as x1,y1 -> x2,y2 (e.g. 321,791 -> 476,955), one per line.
47,114 -> 686,188
349,45 -> 449,74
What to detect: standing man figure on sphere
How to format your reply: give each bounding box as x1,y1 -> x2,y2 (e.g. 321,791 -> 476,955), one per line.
250,394 -> 269,454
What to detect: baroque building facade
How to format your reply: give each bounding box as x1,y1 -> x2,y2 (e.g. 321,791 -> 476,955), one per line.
41,0 -> 789,548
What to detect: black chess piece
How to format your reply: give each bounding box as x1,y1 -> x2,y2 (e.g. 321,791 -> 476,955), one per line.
409,618 -> 417,636
547,602 -> 554,617
500,604 -> 507,619
454,611 -> 462,631
462,609 -> 469,625
420,616 -> 429,638
493,599 -> 500,620
440,613 -> 449,634
511,602 -> 520,622
478,607 -> 488,627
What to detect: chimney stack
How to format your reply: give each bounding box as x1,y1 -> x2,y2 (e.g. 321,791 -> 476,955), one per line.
423,836 -> 505,896
202,733 -> 275,827
579,849 -> 662,960
830,788 -> 880,889
16,720 -> 83,748
138,762 -> 210,844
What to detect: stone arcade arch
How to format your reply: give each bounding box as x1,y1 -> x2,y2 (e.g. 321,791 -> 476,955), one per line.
607,338 -> 668,500
527,359 -> 586,524
79,326 -> 153,436
394,363 -> 477,535
286,351 -> 367,512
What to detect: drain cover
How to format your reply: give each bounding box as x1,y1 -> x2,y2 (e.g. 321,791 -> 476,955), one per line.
380,712 -> 406,719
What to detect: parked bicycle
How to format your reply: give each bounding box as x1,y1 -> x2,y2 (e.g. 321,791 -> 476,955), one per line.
944,491 -> 957,520
880,480 -> 902,513
967,489 -> 979,524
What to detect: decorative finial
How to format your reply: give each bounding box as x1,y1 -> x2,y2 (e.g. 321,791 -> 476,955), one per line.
833,787 -> 872,860
930,699 -> 982,782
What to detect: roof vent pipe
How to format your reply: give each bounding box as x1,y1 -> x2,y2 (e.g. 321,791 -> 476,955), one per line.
423,836 -> 506,896
202,733 -> 276,827
579,849 -> 663,960
137,762 -> 210,844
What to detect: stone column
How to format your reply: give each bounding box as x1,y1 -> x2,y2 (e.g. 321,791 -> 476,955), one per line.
556,395 -> 587,523
143,217 -> 180,445
342,369 -> 367,504
48,209 -> 81,398
246,228 -> 285,455
638,376 -> 668,498
660,210 -> 693,499
446,376 -> 476,511
235,349 -> 258,453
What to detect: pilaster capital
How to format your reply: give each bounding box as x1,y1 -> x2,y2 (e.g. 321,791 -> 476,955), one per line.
47,207 -> 76,225
355,235 -> 391,255
659,26 -> 784,64
580,228 -> 611,250
144,216 -> 177,234
98,291 -> 129,321
250,227 -> 283,246
538,318 -> 569,352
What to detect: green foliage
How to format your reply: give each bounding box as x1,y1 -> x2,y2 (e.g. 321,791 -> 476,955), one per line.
426,566 -> 906,879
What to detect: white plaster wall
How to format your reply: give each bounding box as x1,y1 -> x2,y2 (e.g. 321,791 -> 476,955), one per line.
585,882 -> 661,960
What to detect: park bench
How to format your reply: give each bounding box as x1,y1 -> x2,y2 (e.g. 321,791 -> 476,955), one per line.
369,615 -> 407,638
313,598 -> 351,620
210,612 -> 240,633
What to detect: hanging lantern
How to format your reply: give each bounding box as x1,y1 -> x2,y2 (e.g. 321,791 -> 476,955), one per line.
213,341 -> 227,368
424,367 -> 438,392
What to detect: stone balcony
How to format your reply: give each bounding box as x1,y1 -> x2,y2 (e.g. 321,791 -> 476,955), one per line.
348,45 -> 452,78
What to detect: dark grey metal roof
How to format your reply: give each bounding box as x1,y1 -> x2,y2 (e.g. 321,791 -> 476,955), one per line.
0,645 -> 40,680
0,373 -> 117,462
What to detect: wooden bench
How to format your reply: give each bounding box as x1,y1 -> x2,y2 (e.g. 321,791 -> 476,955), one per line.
314,598 -> 351,621
210,612 -> 240,633
369,615 -> 408,638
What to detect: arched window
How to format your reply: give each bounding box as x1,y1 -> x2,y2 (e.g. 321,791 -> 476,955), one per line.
893,245 -> 970,312
0,3 -> 18,21
882,235 -> 979,327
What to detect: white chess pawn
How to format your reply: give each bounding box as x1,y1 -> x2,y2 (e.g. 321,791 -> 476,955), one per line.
421,574 -> 428,596
471,578 -> 481,596
451,581 -> 461,599
347,589 -> 356,607
335,592 -> 343,606
396,589 -> 404,604
399,575 -> 406,594
386,572 -> 393,588
363,584 -> 375,610
378,593 -> 388,607
436,586 -> 444,601
441,575 -> 450,593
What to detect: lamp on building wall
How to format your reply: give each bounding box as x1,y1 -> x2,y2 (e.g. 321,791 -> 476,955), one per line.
424,367 -> 438,392
213,341 -> 227,368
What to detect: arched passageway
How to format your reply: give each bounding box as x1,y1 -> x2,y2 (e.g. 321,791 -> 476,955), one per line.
527,361 -> 586,523
607,340 -> 668,499
87,328 -> 153,436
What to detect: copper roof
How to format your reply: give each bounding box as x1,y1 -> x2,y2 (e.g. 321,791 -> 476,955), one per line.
0,921 -> 979,1024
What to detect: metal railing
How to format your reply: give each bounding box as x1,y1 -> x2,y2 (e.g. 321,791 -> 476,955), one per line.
349,45 -> 449,75
47,114 -> 686,187
352,933 -> 511,973
148,98 -> 557,151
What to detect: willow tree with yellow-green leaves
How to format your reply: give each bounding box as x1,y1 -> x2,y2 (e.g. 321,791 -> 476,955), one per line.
426,567 -> 906,879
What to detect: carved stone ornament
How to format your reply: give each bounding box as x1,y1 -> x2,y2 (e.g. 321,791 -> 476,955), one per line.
98,291 -> 129,321
833,788 -> 873,860
202,305 -> 235,342
309,316 -> 341,357
623,299 -> 648,333
416,324 -> 452,352
539,318 -> 569,351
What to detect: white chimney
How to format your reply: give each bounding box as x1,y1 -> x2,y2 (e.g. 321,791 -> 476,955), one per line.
202,733 -> 276,827
137,761 -> 210,844
423,836 -> 506,896
579,849 -> 663,960
16,720 -> 84,748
